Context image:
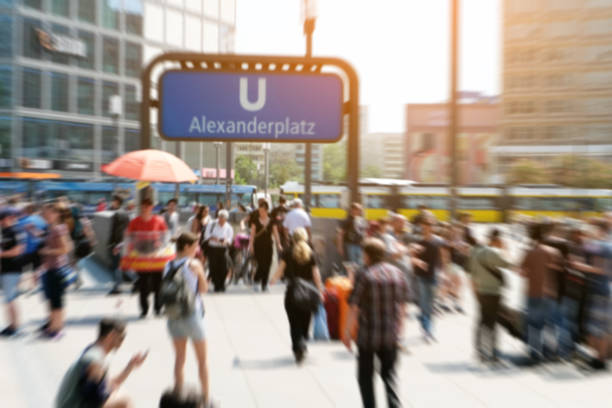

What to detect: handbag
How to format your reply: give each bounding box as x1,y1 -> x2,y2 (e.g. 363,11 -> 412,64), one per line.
289,278 -> 321,313
477,254 -> 505,286
313,303 -> 330,340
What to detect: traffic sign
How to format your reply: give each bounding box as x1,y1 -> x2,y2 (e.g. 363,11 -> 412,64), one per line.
158,71 -> 343,142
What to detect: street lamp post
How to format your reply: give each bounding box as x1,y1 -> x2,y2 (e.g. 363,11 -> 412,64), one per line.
448,0 -> 459,220
303,0 -> 317,211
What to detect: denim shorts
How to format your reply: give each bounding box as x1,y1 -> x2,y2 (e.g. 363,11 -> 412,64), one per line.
1,273 -> 21,303
167,313 -> 206,341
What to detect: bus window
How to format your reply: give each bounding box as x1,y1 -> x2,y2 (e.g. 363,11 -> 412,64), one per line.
402,195 -> 448,210
514,197 -> 534,210
298,194 -> 316,208
364,194 -> 386,209
317,194 -> 340,208
595,197 -> 612,211
458,197 -> 495,210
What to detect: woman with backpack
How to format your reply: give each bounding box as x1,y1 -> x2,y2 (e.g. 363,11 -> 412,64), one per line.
270,227 -> 324,364
162,232 -> 212,406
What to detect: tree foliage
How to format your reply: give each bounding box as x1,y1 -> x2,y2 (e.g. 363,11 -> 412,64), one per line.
234,155 -> 258,186
361,164 -> 382,178
269,151 -> 302,188
322,141 -> 346,183
508,155 -> 612,188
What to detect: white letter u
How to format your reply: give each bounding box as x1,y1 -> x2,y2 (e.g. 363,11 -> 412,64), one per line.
239,77 -> 266,112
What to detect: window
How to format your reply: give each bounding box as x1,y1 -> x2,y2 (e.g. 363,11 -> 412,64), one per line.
22,118 -> 52,159
23,0 -> 42,10
22,68 -> 41,108
64,123 -> 94,161
144,3 -> 163,42
78,31 -> 96,70
77,77 -> 95,115
51,0 -> 69,17
221,0 -> 235,24
364,194 -> 387,209
51,24 -> 70,65
204,0 -> 219,18
166,10 -> 183,47
103,37 -> 119,74
546,100 -> 569,114
102,126 -> 118,163
125,0 -> 143,35
23,18 -> 42,59
125,84 -> 139,121
185,15 -> 202,51
51,72 -> 69,112
124,129 -> 140,153
102,81 -> 118,117
0,117 -> 10,158
0,16 -> 12,57
402,195 -> 448,210
203,22 -> 219,52
186,0 -> 202,14
0,67 -> 10,108
78,0 -> 96,24
102,0 -> 120,30
317,194 -> 340,208
458,197 -> 495,210
124,42 -> 142,78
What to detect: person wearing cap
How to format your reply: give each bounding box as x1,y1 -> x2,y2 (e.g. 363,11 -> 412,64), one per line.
0,207 -> 26,336
283,198 -> 311,240
204,209 -> 233,292
126,197 -> 168,318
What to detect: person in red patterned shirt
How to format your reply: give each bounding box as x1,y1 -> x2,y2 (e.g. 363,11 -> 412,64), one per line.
126,197 -> 168,318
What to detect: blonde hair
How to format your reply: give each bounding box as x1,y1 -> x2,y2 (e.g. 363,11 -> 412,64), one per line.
292,227 -> 312,264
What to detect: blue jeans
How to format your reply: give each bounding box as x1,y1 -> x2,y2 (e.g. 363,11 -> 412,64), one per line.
345,243 -> 363,266
417,276 -> 435,336
559,296 -> 580,355
527,297 -> 568,359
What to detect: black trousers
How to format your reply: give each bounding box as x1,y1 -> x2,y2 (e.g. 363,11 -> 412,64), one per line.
137,271 -> 162,315
475,293 -> 501,359
284,295 -> 312,354
254,245 -> 273,290
357,347 -> 402,408
208,247 -> 228,292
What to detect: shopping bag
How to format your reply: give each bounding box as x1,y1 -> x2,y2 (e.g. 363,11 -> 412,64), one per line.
313,303 -> 330,341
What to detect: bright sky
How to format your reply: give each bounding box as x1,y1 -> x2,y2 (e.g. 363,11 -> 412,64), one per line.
235,0 -> 501,133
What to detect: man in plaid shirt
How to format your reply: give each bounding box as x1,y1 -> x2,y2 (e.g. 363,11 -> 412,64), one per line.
344,238 -> 411,408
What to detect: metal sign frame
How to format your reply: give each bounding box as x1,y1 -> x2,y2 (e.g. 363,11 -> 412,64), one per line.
140,52 -> 360,204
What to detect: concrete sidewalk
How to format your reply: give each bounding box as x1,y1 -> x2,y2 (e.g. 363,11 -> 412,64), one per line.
1,258 -> 611,407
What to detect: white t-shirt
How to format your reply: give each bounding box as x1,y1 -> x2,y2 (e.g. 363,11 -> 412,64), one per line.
283,208 -> 312,235
204,221 -> 233,247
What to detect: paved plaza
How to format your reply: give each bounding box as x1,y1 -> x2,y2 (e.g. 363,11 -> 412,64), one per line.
2,225 -> 612,407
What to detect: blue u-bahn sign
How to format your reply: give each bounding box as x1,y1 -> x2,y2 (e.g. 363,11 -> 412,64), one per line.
158,71 -> 343,143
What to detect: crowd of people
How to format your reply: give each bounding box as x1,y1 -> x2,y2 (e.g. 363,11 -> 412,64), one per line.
1,190 -> 611,407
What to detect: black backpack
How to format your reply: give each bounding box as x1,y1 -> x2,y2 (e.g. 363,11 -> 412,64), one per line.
159,260 -> 198,319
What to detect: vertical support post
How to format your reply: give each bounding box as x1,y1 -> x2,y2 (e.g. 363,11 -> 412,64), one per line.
304,18 -> 314,211
264,144 -> 270,197
225,141 -> 232,208
448,0 -> 459,220
214,142 -> 221,185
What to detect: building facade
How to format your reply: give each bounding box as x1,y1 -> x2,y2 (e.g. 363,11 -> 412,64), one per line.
360,132 -> 404,179
498,0 -> 612,177
0,0 -> 236,178
405,102 -> 500,184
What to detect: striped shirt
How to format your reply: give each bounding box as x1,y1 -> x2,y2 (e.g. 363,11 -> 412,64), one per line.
348,262 -> 411,350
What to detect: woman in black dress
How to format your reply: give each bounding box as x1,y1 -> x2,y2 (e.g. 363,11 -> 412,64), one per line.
248,200 -> 281,291
270,227 -> 324,363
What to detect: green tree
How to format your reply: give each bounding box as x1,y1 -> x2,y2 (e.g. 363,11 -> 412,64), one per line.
508,159 -> 549,185
234,155 -> 258,186
269,151 -> 302,188
361,164 -> 382,178
322,141 -> 346,183
551,155 -> 612,188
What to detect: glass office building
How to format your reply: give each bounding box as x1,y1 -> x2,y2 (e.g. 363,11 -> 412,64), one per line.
0,0 -> 236,177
